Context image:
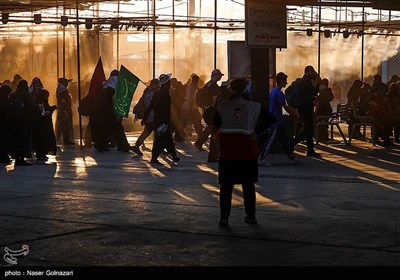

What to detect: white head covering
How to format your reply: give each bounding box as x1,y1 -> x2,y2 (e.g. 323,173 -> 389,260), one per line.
159,73 -> 172,85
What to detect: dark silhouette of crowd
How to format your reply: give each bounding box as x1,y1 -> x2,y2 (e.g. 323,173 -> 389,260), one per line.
1,68 -> 400,175
346,74 -> 400,145
0,76 -> 58,165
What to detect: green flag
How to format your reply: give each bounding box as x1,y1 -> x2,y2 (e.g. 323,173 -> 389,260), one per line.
113,65 -> 140,117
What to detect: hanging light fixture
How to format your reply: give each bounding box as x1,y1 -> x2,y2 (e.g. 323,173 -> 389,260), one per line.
306,28 -> 312,36
1,13 -> 9,24
324,29 -> 331,38
61,15 -> 68,27
34,14 -> 41,24
85,18 -> 93,29
343,30 -> 350,38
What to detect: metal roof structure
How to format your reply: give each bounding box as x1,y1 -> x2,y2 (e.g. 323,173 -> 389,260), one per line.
0,1 -> 399,31
0,1 -> 111,13
0,1 -> 398,14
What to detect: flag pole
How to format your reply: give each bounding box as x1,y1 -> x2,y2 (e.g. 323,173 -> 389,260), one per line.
138,79 -> 148,87
76,0 -> 83,148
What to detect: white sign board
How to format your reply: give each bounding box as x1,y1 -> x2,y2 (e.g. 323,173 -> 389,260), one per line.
245,2 -> 287,48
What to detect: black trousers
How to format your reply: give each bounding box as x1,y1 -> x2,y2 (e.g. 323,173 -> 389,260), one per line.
135,123 -> 154,147
0,125 -> 9,160
219,183 -> 255,217
151,129 -> 177,161
292,108 -> 315,153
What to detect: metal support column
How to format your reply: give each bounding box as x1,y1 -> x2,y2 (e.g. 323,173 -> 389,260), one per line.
361,4 -> 365,81
318,4 -> 321,74
152,0 -> 156,78
117,0 -> 120,68
75,1 -> 83,147
213,0 -> 217,69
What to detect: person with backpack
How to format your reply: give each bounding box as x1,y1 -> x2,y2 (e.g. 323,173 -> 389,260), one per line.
291,65 -> 322,157
131,78 -> 160,155
259,72 -> 300,166
179,73 -> 204,139
142,73 -> 180,165
194,69 -> 224,163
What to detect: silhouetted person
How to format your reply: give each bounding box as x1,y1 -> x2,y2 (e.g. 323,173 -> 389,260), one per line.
214,78 -> 274,226
29,77 -> 44,94
142,73 -> 180,165
259,72 -> 299,166
56,77 -> 74,145
8,80 -> 34,166
180,73 -> 204,138
194,69 -> 224,162
347,79 -> 363,106
170,77 -> 185,141
11,74 -> 23,92
371,74 -> 388,97
291,65 -> 321,157
316,78 -> 334,141
32,89 -> 57,161
91,70 -> 131,153
0,85 -> 12,163
131,78 -> 160,155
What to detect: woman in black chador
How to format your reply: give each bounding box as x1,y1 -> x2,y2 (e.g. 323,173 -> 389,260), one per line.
0,84 -> 12,163
32,89 -> 57,161
8,80 -> 34,166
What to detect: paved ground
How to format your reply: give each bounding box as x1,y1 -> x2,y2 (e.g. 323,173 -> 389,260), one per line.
1,131 -> 399,273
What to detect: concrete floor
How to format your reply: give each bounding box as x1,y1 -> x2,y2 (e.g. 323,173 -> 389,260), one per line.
1,132 -> 399,271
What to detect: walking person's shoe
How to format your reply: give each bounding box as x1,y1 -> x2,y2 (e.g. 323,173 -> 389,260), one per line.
36,155 -> 49,162
150,159 -> 163,165
258,157 -> 272,167
244,215 -> 257,224
15,159 -> 32,166
131,145 -> 143,155
172,156 -> 180,163
219,215 -> 229,227
194,141 -> 205,152
289,154 -> 302,165
306,151 -> 321,157
92,146 -> 103,153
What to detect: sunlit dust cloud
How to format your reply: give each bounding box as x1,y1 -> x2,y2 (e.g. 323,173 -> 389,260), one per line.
277,31 -> 400,96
